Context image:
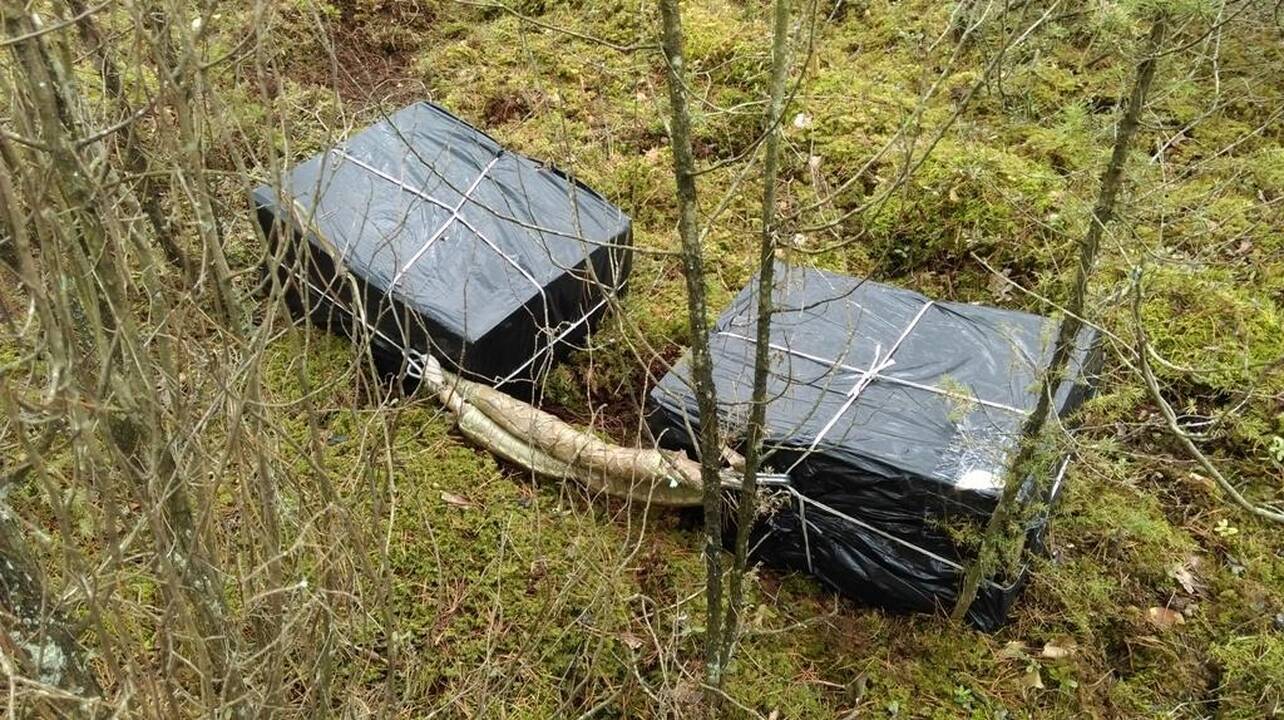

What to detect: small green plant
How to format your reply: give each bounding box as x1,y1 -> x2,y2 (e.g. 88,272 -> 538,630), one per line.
1268,434 -> 1284,463
953,684 -> 975,708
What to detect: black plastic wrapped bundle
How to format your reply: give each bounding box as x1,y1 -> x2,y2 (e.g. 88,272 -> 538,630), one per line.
252,101 -> 631,388
648,264 -> 1100,630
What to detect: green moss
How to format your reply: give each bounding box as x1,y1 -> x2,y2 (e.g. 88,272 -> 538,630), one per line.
1135,263 -> 1284,392
1248,147 -> 1284,198
857,137 -> 1070,273
1210,634 -> 1284,718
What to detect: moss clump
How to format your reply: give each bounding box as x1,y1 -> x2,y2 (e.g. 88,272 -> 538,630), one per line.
861,138 -> 1070,273
1209,634 -> 1284,719
1248,147 -> 1284,199
1134,262 -> 1284,392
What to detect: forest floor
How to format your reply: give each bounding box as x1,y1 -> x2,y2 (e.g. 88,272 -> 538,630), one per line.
233,1 -> 1284,717
14,0 -> 1281,717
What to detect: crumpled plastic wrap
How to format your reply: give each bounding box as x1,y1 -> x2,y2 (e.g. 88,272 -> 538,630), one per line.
649,264 -> 1100,630
252,101 -> 631,388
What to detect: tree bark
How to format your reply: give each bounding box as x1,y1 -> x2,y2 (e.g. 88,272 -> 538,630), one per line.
0,139 -> 101,710
656,0 -> 727,695
63,0 -> 192,278
721,0 -> 792,671
950,15 -> 1168,624
3,7 -> 249,712
0,512 -> 103,706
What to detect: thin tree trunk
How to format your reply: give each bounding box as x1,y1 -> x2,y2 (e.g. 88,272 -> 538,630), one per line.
721,0 -> 792,672
143,2 -> 243,328
950,15 -> 1167,623
0,512 -> 103,706
0,139 -> 102,712
656,0 -> 727,696
63,0 -> 192,278
4,7 -> 249,712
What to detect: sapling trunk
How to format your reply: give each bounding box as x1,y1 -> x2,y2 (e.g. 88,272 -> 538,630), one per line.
656,0 -> 728,694
949,16 -> 1168,624
721,0 -> 792,671
63,0 -> 191,277
3,7 -> 250,712
0,137 -> 103,712
0,511 -> 103,705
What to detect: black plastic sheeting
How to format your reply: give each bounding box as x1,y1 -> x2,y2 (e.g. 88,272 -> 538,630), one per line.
252,101 -> 631,389
649,264 -> 1100,630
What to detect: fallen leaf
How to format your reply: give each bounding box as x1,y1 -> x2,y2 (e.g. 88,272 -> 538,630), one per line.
1019,665 -> 1045,692
440,492 -> 474,509
1040,641 -> 1076,659
1170,555 -> 1203,595
1184,472 -> 1216,493
987,267 -> 1014,301
999,640 -> 1028,659
619,633 -> 643,651
1146,606 -> 1185,630
1172,567 -> 1197,594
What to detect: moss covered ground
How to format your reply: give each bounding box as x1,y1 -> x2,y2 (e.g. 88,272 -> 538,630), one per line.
14,0 -> 1279,717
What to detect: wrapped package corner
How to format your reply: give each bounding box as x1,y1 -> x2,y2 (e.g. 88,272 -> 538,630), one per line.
649,263 -> 1102,630
251,101 -> 632,393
